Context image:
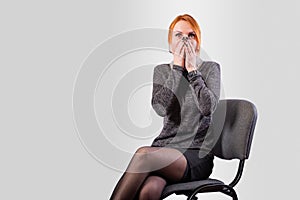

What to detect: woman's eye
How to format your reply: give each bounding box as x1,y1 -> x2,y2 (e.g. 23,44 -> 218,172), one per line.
175,33 -> 182,38
188,33 -> 195,38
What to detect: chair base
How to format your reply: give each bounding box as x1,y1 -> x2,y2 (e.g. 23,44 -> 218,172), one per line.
186,183 -> 238,200
161,179 -> 238,200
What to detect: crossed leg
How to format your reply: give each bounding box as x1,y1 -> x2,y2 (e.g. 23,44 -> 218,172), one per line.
135,175 -> 167,200
109,146 -> 188,200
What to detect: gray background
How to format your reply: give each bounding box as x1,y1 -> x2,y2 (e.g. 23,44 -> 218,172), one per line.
1,0 -> 299,199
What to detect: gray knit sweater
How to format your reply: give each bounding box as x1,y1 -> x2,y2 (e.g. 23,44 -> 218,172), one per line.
150,58 -> 221,151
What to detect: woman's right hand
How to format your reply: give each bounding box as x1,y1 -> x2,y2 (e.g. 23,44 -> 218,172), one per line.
171,39 -> 186,68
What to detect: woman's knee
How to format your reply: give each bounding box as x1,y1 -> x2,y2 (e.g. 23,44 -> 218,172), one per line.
132,146 -> 186,173
133,146 -> 166,171
126,146 -> 152,173
135,146 -> 152,154
139,176 -> 166,200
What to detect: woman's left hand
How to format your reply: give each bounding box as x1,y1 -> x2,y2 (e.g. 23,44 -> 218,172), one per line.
184,39 -> 198,72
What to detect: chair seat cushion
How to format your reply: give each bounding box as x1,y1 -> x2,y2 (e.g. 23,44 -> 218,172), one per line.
161,178 -> 224,198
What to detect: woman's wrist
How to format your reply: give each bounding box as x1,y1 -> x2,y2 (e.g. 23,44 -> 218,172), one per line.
173,59 -> 185,68
186,66 -> 197,73
173,64 -> 188,74
187,69 -> 202,82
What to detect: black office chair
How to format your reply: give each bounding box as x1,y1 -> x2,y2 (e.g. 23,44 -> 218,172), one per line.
160,99 -> 258,200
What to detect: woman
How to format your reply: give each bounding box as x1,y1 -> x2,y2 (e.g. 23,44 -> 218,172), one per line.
110,14 -> 221,200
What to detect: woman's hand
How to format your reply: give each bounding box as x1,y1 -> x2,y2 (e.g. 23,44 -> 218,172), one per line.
171,38 -> 186,68
184,39 -> 198,72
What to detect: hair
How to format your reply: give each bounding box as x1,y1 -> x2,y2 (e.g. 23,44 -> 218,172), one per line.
168,14 -> 201,53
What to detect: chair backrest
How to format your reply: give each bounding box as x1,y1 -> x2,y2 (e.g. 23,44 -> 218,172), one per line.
211,99 -> 258,160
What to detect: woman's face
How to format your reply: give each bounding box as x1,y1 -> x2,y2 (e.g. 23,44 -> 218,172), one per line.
170,20 -> 198,55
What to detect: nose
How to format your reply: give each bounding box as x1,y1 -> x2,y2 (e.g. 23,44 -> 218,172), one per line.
182,36 -> 189,42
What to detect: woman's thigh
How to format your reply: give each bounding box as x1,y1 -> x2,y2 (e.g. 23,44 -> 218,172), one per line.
134,146 -> 188,183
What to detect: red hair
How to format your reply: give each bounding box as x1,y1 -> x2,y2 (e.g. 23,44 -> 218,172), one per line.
168,14 -> 201,52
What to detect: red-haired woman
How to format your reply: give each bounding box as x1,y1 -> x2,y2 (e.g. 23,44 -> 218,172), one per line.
110,14 -> 221,200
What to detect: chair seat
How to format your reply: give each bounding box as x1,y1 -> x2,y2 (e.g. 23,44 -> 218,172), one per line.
161,178 -> 224,199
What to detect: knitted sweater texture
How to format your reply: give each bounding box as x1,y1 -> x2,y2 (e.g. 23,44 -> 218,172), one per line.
150,58 -> 221,152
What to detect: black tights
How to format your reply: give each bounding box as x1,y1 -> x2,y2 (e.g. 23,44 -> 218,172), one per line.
109,146 -> 188,200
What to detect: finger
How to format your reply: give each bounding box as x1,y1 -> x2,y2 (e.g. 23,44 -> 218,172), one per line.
185,40 -> 192,55
171,39 -> 181,55
180,41 -> 185,55
175,40 -> 182,49
184,43 -> 192,57
184,45 -> 192,67
185,45 -> 193,66
176,40 -> 185,59
183,45 -> 188,60
186,40 -> 195,55
174,39 -> 182,49
184,46 -> 188,65
182,42 -> 188,59
186,43 -> 192,55
174,40 -> 184,56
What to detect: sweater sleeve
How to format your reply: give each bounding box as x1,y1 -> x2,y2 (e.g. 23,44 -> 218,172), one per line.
151,64 -> 186,117
186,63 -> 221,116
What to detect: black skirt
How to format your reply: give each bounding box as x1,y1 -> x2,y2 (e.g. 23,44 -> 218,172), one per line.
167,147 -> 214,184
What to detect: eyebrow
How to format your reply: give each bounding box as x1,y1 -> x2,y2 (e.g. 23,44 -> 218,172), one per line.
174,30 -> 195,34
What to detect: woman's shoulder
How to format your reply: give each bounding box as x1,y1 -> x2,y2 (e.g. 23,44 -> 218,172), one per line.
202,60 -> 220,68
200,60 -> 221,73
153,63 -> 171,73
